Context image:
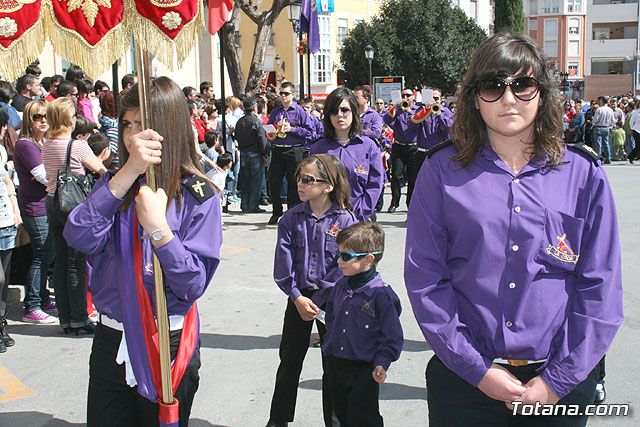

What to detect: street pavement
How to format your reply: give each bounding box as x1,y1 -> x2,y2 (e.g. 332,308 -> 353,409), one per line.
0,162 -> 638,426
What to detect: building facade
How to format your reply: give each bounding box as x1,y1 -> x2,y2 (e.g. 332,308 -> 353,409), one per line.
525,0 -> 587,99
584,0 -> 640,99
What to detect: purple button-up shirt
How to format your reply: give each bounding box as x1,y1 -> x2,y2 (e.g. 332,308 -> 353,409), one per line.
310,135 -> 384,221
268,102 -> 315,147
64,173 -> 223,321
274,202 -> 357,304
360,106 -> 383,141
383,103 -> 421,144
404,143 -> 623,399
409,106 -> 455,150
322,273 -> 403,370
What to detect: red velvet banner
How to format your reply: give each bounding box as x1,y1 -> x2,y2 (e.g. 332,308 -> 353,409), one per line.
49,0 -> 124,47
0,0 -> 42,49
133,0 -> 199,40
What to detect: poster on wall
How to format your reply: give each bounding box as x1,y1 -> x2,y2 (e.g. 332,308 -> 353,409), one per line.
318,0 -> 335,13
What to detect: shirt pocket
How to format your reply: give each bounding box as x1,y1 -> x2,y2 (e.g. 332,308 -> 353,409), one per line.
535,208 -> 584,273
353,155 -> 371,188
355,313 -> 380,351
324,236 -> 339,260
295,234 -> 307,264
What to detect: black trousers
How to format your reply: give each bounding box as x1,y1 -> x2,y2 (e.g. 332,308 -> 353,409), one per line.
390,143 -> 417,208
409,150 -> 428,201
325,355 -> 383,427
269,289 -> 332,425
629,130 -> 640,161
426,355 -> 598,427
87,323 -> 201,427
268,145 -> 306,217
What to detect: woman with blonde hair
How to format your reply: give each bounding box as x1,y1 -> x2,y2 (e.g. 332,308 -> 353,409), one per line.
42,97 -> 106,334
14,100 -> 57,325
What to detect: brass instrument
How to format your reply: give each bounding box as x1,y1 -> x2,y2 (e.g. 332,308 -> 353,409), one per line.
387,105 -> 397,119
277,118 -> 288,138
431,103 -> 441,115
400,99 -> 411,112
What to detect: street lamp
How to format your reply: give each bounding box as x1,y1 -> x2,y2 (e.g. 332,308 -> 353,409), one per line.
288,0 -> 304,99
365,45 -> 374,88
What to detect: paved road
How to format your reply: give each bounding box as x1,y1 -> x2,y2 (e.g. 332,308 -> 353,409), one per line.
1,162 -> 638,426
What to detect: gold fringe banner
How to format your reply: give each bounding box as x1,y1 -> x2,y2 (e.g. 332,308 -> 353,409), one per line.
0,17 -> 46,82
126,0 -> 204,71
42,0 -> 129,79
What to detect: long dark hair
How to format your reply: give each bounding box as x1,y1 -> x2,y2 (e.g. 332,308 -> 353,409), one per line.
118,76 -> 206,210
295,154 -> 353,211
451,32 -> 564,167
323,87 -> 362,140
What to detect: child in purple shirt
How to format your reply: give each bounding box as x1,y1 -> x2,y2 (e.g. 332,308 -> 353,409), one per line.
322,222 -> 403,427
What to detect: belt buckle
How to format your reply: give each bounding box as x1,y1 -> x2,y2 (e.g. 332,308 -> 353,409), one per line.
508,359 -> 529,367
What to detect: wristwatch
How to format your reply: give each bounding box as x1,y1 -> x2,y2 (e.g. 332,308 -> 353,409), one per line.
142,228 -> 168,242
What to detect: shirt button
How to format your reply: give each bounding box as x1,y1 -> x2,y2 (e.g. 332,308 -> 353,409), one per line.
348,295 -> 352,298
343,329 -> 346,333
506,321 -> 513,327
365,325 -> 369,329
513,179 -> 520,184
345,311 -> 349,315
514,206 -> 521,213
509,282 -> 516,289
340,346 -> 344,351
512,244 -> 519,252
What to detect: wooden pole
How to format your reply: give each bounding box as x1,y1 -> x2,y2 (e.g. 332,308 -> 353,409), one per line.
134,43 -> 174,405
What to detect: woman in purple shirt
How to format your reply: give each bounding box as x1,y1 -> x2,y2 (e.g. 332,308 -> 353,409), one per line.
405,33 -> 623,426
310,88 -> 384,222
13,100 -> 57,324
64,77 -> 222,426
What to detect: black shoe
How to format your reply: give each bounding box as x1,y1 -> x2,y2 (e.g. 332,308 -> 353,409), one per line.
603,159 -> 611,164
259,198 -> 270,206
0,316 -> 14,347
630,157 -> 635,164
249,208 -> 266,213
388,206 -> 397,213
222,205 -> 229,213
64,323 -> 96,336
265,420 -> 288,427
0,338 -> 5,353
268,214 -> 281,225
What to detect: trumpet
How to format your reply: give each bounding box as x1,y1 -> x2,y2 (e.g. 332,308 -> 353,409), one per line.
277,118 -> 288,138
400,99 -> 411,112
431,103 -> 441,115
410,103 -> 441,124
387,105 -> 397,119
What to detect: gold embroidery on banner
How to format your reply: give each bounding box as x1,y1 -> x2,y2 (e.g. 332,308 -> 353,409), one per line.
58,0 -> 112,28
144,263 -> 153,273
545,233 -> 579,264
149,0 -> 182,8
0,0 -> 36,14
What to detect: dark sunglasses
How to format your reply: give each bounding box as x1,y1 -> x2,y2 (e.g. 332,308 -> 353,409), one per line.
375,102 -> 385,105
477,76 -> 540,103
401,93 -> 412,98
329,106 -> 352,117
433,96 -> 440,101
296,174 -> 330,185
32,113 -> 47,121
337,251 -> 383,262
279,91 -> 292,96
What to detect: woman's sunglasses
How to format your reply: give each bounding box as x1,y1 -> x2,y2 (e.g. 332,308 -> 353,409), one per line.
329,106 -> 351,117
477,76 -> 540,103
337,251 -> 383,262
296,174 -> 329,185
32,113 -> 47,121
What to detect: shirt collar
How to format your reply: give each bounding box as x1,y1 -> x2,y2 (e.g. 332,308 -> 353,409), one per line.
480,133 -> 564,175
345,272 -> 384,297
302,200 -> 341,219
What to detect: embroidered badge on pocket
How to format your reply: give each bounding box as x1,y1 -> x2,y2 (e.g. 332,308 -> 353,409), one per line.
546,233 -> 579,264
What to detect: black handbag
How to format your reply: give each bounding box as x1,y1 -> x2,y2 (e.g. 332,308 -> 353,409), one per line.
53,140 -> 93,217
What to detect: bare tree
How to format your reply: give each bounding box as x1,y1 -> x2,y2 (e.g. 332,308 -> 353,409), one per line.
221,0 -> 294,96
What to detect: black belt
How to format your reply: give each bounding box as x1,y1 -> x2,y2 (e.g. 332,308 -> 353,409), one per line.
272,144 -> 304,148
394,141 -> 417,146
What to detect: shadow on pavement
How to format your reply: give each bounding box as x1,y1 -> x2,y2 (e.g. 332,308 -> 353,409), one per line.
403,339 -> 432,352
3,323 -> 93,339
0,413 -> 230,427
200,333 -> 281,350
371,219 -> 407,228
0,412 -> 84,427
298,379 -> 427,400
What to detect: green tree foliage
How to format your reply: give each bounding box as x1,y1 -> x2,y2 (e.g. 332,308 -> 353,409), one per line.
495,0 -> 525,34
340,0 -> 487,93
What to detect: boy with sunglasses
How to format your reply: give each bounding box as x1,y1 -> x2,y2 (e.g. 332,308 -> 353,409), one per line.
320,222 -> 403,427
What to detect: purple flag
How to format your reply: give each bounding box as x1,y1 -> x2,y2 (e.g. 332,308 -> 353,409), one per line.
300,0 -> 320,54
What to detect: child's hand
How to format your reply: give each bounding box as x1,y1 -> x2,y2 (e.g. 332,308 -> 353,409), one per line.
373,366 -> 386,383
293,296 -> 319,321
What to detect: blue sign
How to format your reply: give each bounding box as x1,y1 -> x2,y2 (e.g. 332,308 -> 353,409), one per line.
318,0 -> 334,13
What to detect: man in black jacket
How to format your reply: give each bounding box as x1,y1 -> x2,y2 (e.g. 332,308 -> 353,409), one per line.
236,96 -> 270,213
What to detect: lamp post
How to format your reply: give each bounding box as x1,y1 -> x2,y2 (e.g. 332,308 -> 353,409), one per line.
288,0 -> 304,100
365,44 -> 374,88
